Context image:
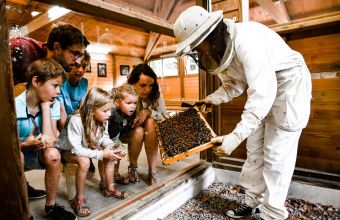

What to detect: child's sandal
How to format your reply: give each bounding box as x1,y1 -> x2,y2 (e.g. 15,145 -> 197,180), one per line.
71,198 -> 91,217
128,166 -> 140,183
104,189 -> 128,199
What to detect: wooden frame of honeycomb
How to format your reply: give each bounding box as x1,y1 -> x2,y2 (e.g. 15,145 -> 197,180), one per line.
155,107 -> 216,165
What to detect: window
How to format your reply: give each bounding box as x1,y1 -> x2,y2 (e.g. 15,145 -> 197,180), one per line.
149,59 -> 162,77
149,57 -> 178,77
184,54 -> 199,75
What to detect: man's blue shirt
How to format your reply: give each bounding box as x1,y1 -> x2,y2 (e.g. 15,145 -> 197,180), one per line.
57,77 -> 88,115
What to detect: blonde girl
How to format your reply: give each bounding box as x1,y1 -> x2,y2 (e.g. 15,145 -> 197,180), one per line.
57,87 -> 128,217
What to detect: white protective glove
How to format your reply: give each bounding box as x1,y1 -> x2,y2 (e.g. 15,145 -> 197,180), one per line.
211,133 -> 240,156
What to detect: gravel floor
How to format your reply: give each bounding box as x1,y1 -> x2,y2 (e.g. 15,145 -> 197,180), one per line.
163,183 -> 340,220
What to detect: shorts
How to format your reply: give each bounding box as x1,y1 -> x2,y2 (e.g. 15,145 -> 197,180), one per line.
57,148 -> 68,164
22,147 -> 64,170
119,128 -> 131,142
22,149 -> 45,170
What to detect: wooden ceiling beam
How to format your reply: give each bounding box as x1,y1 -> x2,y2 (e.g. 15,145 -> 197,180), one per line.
144,32 -> 161,61
110,45 -> 144,57
159,0 -> 175,20
34,0 -> 174,36
144,0 -> 183,61
96,32 -> 144,48
255,0 -> 290,24
153,0 -> 161,15
19,8 -> 70,36
279,0 -> 289,23
152,44 -> 176,57
269,10 -> 340,34
7,0 -> 30,5
167,0 -> 184,21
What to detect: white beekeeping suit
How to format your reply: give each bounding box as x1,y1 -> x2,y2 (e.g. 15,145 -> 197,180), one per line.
174,6 -> 312,220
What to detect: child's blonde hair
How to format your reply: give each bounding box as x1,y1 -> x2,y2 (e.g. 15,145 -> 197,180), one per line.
111,83 -> 138,101
80,87 -> 112,149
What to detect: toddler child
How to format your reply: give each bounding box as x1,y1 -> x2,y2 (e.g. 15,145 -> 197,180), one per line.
107,83 -> 139,186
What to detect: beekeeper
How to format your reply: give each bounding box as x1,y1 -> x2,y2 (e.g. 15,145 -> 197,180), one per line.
174,6 -> 312,220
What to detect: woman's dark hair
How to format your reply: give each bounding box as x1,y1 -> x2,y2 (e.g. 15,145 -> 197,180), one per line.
127,63 -> 160,107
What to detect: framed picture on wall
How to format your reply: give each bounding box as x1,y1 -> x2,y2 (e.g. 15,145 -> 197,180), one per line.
120,65 -> 130,75
97,63 -> 107,77
85,63 -> 91,73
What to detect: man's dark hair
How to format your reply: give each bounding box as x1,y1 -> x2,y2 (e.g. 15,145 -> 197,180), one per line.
46,23 -> 89,50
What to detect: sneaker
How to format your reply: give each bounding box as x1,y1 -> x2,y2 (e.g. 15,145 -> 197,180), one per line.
45,203 -> 77,220
227,204 -> 259,218
27,183 -> 46,200
89,159 -> 95,172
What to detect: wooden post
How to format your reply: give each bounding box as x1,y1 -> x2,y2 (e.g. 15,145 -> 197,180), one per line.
0,1 -> 30,219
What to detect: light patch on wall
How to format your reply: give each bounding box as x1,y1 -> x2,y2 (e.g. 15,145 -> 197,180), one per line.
87,43 -> 116,55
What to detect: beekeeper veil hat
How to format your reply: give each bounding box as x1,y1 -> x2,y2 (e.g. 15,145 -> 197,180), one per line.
174,6 -> 223,56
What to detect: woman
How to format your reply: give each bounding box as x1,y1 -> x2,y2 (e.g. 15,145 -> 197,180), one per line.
127,64 -> 169,185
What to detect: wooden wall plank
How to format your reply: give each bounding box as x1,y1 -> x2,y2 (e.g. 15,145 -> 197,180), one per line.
158,75 -> 199,101
223,10 -> 240,21
85,53 -> 114,91
85,53 -> 143,91
298,134 -> 340,158
310,101 -> 340,119
183,76 -> 199,100
113,55 -> 143,86
312,88 -> 340,101
158,77 -> 181,99
296,157 -> 340,174
303,119 -> 340,134
312,78 -> 340,89
270,11 -> 340,34
212,0 -> 239,12
288,33 -> 340,72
